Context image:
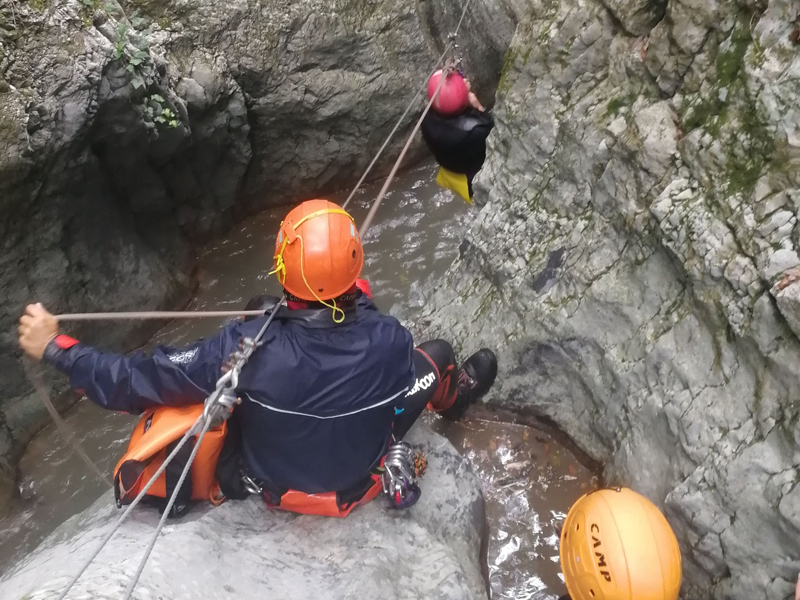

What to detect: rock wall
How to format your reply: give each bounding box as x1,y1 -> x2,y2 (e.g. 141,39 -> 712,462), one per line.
0,0 -> 522,509
420,0 -> 800,598
0,425 -> 488,599
416,0 -> 527,101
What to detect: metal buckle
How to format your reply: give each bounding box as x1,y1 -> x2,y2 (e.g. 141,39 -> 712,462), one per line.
241,472 -> 263,496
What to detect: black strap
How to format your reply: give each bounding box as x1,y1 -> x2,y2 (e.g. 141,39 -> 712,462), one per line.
161,438 -> 194,518
248,300 -> 360,328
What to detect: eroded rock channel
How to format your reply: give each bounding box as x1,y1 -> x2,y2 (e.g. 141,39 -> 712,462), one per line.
0,163 -> 596,599
4,0 -> 800,597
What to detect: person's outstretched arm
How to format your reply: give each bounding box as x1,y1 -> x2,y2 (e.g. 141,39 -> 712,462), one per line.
19,303 -> 238,414
463,78 -> 486,112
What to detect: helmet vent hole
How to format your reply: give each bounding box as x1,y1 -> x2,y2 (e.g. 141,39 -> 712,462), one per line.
576,524 -> 580,531
352,250 -> 356,258
318,288 -> 324,293
590,590 -> 595,597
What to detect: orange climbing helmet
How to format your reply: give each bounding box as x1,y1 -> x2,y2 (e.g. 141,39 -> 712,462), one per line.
428,70 -> 469,116
272,199 -> 363,302
559,488 -> 682,600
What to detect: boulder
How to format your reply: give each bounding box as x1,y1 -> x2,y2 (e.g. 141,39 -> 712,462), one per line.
419,0 -> 800,598
0,424 -> 487,600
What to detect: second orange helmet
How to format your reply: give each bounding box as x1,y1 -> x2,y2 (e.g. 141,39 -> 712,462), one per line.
559,488 -> 682,600
273,200 -> 363,301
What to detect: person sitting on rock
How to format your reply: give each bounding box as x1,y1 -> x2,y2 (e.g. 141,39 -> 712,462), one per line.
557,487 -> 683,600
17,199 -> 497,517
420,69 -> 494,204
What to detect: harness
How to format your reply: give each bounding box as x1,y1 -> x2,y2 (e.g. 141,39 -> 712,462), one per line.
240,460 -> 387,518
113,301 -> 421,519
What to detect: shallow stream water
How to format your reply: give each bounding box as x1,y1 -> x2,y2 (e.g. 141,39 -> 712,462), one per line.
0,161 -> 597,598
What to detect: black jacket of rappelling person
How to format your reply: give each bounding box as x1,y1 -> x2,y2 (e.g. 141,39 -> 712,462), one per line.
18,200 -> 498,516
420,69 -> 494,203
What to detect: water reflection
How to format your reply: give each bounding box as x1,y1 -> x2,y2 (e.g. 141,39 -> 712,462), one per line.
427,415 -> 597,599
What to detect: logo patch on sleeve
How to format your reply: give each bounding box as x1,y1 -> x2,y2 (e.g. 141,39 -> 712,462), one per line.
167,348 -> 199,365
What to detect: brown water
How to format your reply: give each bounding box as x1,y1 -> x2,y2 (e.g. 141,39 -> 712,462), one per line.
0,161 -> 596,598
427,410 -> 598,600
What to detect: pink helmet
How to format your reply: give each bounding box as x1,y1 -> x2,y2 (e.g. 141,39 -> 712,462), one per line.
427,70 -> 469,116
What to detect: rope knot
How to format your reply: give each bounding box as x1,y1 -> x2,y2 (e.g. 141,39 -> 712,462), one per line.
269,252 -> 287,284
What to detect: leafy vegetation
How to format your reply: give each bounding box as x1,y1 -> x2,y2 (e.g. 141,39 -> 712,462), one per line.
145,93 -> 179,127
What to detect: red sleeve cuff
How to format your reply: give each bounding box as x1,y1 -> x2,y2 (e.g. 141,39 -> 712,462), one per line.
355,278 -> 373,299
54,334 -> 79,350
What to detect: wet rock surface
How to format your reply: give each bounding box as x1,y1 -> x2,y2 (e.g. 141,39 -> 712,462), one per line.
0,424 -> 487,600
420,0 -> 800,598
416,0 -> 527,102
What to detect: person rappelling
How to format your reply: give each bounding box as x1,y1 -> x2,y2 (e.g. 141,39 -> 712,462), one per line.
420,67 -> 494,204
17,199 -> 498,518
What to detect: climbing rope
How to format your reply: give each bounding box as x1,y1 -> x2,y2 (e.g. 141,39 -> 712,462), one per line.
359,63 -> 450,238
22,308 -> 273,527
358,0 -> 474,238
122,415 -> 215,600
341,45 -> 453,211
451,0 -> 472,59
24,359 -> 113,488
55,309 -> 268,322
54,297 -> 285,600
342,0 -> 473,211
55,414 -> 202,600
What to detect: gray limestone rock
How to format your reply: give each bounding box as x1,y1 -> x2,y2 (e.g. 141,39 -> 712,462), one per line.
0,424 -> 487,600
420,0 -> 800,598
601,0 -> 667,36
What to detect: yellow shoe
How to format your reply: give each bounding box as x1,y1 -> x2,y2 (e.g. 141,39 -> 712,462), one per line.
436,166 -> 473,204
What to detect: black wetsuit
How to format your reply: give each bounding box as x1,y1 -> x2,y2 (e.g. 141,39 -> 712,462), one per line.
420,107 -> 495,195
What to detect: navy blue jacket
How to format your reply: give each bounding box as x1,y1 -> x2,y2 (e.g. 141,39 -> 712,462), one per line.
44,296 -> 416,494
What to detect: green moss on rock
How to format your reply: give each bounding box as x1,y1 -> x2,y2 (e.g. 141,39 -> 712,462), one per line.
683,98 -> 728,137
496,46 -> 518,97
28,0 -> 50,11
605,94 -> 634,118
716,23 -> 751,88
725,104 -> 775,197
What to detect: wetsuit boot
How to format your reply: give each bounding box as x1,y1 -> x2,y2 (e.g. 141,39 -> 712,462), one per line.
439,348 -> 498,421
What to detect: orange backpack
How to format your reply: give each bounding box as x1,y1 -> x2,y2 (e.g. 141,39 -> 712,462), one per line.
113,404 -> 386,518
113,405 -> 227,516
